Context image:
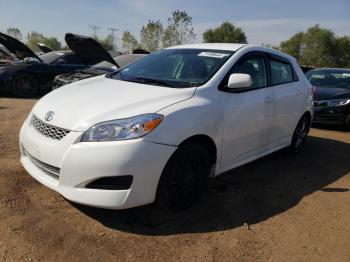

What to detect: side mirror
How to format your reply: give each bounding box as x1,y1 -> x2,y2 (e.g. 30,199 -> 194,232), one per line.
227,73 -> 252,89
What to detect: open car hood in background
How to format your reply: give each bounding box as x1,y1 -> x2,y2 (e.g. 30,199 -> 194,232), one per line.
0,32 -> 42,62
65,33 -> 118,66
37,43 -> 53,53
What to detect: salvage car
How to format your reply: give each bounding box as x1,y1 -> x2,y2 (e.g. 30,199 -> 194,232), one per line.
52,54 -> 146,90
306,68 -> 350,129
19,44 -> 313,211
0,32 -> 112,97
0,45 -> 15,65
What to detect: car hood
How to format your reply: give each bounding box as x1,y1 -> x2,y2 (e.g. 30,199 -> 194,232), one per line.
0,32 -> 42,62
65,33 -> 118,66
37,43 -> 53,53
314,86 -> 350,101
32,76 -> 196,131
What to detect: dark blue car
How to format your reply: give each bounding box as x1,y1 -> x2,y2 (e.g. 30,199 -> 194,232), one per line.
306,68 -> 350,129
0,33 -> 111,97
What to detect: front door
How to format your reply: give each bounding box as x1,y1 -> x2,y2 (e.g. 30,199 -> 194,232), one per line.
220,53 -> 274,168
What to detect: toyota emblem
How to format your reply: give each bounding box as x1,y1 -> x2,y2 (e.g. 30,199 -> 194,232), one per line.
45,111 -> 55,121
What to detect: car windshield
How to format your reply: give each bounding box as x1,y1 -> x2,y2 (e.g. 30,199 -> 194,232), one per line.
306,69 -> 350,89
114,54 -> 145,68
110,49 -> 234,88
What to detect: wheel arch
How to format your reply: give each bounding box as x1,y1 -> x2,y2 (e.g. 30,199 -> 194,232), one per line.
178,134 -> 217,165
302,111 -> 312,132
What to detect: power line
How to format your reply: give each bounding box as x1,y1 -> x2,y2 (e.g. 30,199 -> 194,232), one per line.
107,27 -> 119,49
89,25 -> 100,37
107,27 -> 119,37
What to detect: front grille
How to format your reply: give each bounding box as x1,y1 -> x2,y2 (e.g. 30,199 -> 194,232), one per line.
32,115 -> 70,140
24,148 -> 60,178
313,101 -> 328,107
52,77 -> 67,90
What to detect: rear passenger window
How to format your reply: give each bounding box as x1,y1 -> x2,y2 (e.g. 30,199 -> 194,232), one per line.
270,60 -> 294,85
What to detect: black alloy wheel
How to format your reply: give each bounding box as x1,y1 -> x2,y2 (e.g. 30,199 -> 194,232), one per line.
11,73 -> 38,97
290,115 -> 310,154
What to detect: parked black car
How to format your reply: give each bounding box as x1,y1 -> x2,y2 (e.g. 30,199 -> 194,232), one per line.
52,54 -> 146,90
0,33 -> 111,97
306,68 -> 350,129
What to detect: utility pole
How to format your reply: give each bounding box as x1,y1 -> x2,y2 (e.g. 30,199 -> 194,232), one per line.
89,25 -> 100,38
107,27 -> 119,49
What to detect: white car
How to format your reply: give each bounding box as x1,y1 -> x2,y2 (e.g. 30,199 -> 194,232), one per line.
19,43 -> 313,211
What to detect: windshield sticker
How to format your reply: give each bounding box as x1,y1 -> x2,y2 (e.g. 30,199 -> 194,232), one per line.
198,52 -> 229,58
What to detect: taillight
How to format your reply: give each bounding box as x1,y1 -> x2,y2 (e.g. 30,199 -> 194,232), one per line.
311,85 -> 316,97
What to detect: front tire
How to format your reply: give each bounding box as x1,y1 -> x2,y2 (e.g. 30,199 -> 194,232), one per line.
156,143 -> 211,211
11,73 -> 38,98
290,115 -> 310,154
343,113 -> 350,131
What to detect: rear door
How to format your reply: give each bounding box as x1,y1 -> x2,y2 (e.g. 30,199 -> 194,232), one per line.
220,52 -> 275,168
268,55 -> 301,147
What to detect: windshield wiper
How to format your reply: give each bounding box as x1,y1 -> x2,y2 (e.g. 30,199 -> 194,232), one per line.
126,77 -> 175,87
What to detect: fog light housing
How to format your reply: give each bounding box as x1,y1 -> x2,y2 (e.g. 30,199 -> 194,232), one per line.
85,175 -> 133,190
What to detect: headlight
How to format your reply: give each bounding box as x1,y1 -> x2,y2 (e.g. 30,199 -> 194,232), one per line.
81,113 -> 163,142
327,99 -> 350,107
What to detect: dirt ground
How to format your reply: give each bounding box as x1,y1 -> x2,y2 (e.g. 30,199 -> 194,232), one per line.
0,97 -> 349,262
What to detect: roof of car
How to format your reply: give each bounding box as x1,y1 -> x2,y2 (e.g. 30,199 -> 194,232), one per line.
310,68 -> 350,72
168,43 -> 247,51
167,43 -> 298,62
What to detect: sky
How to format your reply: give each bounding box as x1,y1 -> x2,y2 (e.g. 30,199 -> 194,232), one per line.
0,0 -> 349,47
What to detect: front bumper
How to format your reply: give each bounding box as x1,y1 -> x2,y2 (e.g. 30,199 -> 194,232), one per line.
19,116 -> 177,209
313,105 -> 349,125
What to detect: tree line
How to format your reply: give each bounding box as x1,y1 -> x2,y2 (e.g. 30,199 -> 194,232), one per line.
2,10 -> 350,68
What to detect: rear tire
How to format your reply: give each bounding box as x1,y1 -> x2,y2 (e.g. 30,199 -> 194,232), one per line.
11,73 -> 38,98
289,115 -> 310,154
156,143 -> 211,211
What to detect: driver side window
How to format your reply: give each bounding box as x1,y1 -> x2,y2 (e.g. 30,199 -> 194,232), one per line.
232,56 -> 267,88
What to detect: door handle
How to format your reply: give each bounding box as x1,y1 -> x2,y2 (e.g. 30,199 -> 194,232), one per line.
264,97 -> 273,103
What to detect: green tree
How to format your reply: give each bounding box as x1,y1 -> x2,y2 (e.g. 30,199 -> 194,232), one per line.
162,10 -> 196,47
300,25 -> 336,67
99,34 -> 115,50
140,20 -> 163,52
280,25 -> 350,68
121,31 -> 138,53
26,31 -> 45,51
26,31 -> 62,51
41,37 -> 62,50
6,27 -> 22,40
279,32 -> 304,60
203,22 -> 247,44
334,36 -> 350,68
